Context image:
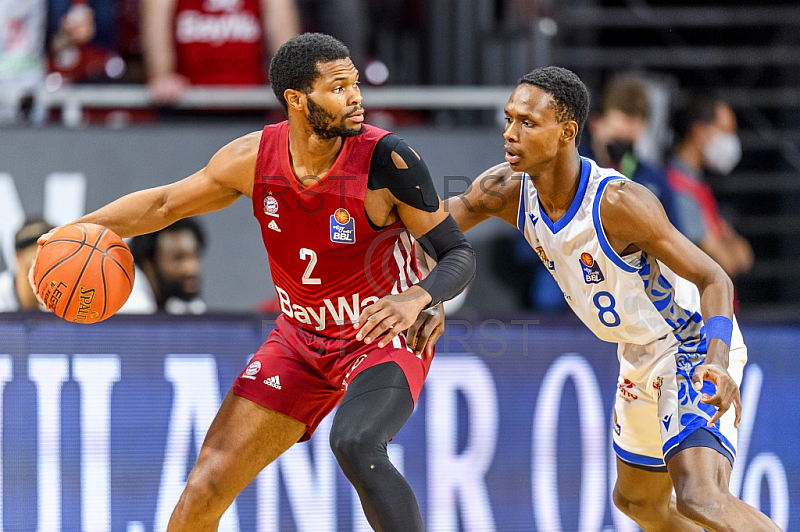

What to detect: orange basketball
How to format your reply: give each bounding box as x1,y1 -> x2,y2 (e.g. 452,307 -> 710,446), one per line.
32,223 -> 134,324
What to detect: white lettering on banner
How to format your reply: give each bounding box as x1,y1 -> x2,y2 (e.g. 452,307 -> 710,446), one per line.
176,12 -> 261,45
0,355 -> 11,529
532,354 -> 605,532
73,356 -> 121,532
730,366 -> 790,530
255,416 -> 336,532
742,454 -> 789,530
43,173 -> 87,226
427,357 -> 498,532
30,355 -> 70,532
275,285 -> 377,331
155,356 -> 240,532
0,173 -> 86,272
352,444 -> 404,532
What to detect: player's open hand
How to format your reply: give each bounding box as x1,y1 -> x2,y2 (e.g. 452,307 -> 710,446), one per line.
27,227 -> 60,307
354,286 -> 432,348
405,303 -> 444,358
692,362 -> 742,428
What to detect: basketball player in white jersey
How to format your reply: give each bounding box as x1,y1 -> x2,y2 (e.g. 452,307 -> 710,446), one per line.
443,67 -> 781,531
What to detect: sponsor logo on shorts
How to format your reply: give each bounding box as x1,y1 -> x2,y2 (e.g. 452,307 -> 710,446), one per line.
580,252 -> 605,284
662,414 -> 672,431
330,208 -> 355,244
613,408 -> 621,436
617,378 -> 639,401
241,360 -> 261,380
263,375 -> 282,389
263,194 -> 279,217
653,376 -> 663,399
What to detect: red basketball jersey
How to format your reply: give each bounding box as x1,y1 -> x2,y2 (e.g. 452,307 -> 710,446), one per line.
173,0 -> 264,85
253,121 -> 423,339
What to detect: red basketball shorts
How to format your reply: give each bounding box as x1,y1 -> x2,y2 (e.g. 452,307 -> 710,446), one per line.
232,315 -> 433,441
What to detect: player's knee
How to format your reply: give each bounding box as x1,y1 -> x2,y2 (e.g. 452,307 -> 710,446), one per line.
329,423 -> 382,472
674,485 -> 722,523
613,485 -> 668,525
177,473 -> 229,517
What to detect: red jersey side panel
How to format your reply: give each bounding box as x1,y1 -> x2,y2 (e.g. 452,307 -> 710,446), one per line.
253,122 -> 421,339
174,0 -> 264,85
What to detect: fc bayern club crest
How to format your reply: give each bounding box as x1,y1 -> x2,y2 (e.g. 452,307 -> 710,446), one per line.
263,194 -> 279,217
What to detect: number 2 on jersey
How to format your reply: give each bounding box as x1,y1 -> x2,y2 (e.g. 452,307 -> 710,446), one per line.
300,248 -> 321,285
593,291 -> 621,327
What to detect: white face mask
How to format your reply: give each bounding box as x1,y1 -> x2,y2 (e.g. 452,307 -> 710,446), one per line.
703,131 -> 742,175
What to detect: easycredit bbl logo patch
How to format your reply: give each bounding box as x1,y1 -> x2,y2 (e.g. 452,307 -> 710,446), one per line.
580,252 -> 605,284
330,208 -> 355,244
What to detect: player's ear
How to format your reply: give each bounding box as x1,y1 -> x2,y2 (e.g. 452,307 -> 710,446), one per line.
561,121 -> 579,144
284,89 -> 305,112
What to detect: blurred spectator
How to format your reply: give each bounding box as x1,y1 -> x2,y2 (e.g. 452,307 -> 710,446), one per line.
1,1 -> 97,124
0,219 -> 53,312
141,0 -> 300,104
582,74 -> 683,231
666,95 -> 754,279
119,218 -> 207,314
1,0 -> 48,124
297,0 -> 368,69
47,1 -> 126,85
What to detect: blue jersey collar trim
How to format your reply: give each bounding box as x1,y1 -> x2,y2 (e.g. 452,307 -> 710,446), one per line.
538,157 -> 590,234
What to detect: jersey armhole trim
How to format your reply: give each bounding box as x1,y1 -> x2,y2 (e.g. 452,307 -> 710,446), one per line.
592,176 -> 639,273
517,172 -> 527,234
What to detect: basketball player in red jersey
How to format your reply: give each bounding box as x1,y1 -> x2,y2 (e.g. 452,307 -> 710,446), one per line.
31,33 -> 475,531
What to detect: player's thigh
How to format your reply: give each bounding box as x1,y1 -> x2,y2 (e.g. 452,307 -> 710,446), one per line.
615,457 -> 675,508
666,445 -> 733,497
189,390 -> 306,498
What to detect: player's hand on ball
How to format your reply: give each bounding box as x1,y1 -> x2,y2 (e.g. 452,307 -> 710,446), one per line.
692,362 -> 742,428
405,303 -> 444,358
354,286 -> 432,348
27,226 -> 61,307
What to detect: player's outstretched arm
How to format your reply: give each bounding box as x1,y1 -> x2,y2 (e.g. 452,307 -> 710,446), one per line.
51,132 -> 260,240
445,162 -> 522,232
600,180 -> 741,428
354,142 -> 476,348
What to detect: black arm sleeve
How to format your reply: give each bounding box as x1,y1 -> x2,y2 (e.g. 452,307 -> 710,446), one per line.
368,134 -> 439,212
415,215 -> 476,307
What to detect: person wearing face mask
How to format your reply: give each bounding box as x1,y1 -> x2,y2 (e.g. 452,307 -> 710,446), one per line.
666,95 -> 754,279
118,217 -> 207,314
582,75 -> 683,232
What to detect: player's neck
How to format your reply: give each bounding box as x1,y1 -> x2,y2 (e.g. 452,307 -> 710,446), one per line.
287,122 -> 344,180
530,155 -> 582,222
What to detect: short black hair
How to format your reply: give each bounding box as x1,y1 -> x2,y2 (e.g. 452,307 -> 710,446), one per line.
130,218 -> 206,266
15,218 -> 53,250
672,93 -> 720,143
269,33 -> 351,113
518,66 -> 589,144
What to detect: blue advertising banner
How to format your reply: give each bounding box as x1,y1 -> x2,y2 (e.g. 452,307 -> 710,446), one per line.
0,315 -> 796,531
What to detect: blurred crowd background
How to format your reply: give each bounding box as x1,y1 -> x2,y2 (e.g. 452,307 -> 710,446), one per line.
2,0 -> 799,321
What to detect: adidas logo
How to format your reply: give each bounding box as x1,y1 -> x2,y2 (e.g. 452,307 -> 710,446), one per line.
268,220 -> 281,232
263,375 -> 282,389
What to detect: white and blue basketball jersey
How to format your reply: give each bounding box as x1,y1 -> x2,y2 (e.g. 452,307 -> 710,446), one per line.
517,157 -> 706,352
